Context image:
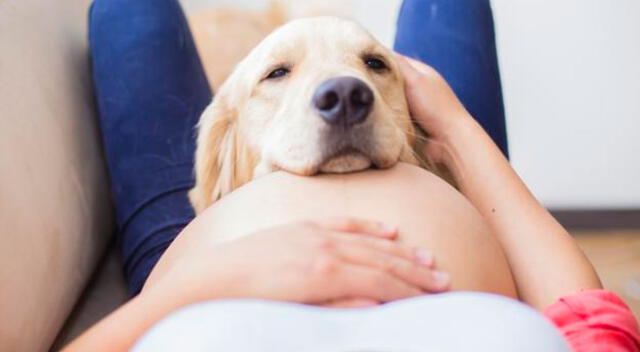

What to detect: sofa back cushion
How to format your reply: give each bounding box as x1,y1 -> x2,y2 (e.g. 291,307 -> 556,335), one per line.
0,0 -> 114,351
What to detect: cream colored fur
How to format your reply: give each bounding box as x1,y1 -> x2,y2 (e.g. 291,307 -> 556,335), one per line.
189,17 -> 435,214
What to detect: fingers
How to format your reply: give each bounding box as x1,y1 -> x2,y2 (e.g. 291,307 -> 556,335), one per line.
394,53 -> 446,95
304,251 -> 422,303
394,53 -> 420,81
404,57 -> 432,74
394,52 -> 434,75
313,217 -> 398,239
334,241 -> 449,293
329,231 -> 434,267
303,218 -> 450,302
333,263 -> 425,302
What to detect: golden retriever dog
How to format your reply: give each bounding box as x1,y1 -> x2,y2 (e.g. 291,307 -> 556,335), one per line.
189,3 -> 287,89
189,17 -> 437,213
189,0 -> 351,88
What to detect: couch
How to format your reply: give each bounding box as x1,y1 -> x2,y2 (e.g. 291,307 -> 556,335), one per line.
0,1 -> 129,351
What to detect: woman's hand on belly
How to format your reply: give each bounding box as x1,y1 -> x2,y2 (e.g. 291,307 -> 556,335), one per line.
144,217 -> 450,309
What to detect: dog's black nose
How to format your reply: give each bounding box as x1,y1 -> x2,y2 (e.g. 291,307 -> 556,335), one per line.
312,76 -> 374,127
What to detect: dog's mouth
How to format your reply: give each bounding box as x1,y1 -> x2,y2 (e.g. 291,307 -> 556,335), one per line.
318,146 -> 373,174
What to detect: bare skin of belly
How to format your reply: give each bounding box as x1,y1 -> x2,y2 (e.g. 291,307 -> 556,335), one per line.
148,163 -> 517,298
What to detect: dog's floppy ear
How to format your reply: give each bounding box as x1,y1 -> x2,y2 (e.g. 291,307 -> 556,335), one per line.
189,89 -> 257,214
394,61 -> 458,189
410,123 -> 458,189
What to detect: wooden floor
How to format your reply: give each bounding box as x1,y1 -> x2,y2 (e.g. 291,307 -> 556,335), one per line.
573,229 -> 640,320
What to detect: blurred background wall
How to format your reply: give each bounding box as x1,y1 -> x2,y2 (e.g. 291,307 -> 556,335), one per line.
493,0 -> 640,210
181,0 -> 640,211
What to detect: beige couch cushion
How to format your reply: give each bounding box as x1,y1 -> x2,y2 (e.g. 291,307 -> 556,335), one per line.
0,0 -> 114,351
51,246 -> 128,350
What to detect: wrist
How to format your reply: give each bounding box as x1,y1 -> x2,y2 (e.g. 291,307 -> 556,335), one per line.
420,112 -> 477,164
420,113 -> 490,189
439,112 -> 481,147
146,251 -> 250,309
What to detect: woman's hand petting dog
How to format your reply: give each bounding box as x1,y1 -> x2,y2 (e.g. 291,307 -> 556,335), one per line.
395,54 -> 474,165
147,218 -> 450,309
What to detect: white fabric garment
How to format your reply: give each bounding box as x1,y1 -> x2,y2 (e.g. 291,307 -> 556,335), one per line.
132,292 -> 570,352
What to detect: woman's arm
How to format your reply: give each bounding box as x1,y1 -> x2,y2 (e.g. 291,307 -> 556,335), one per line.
62,218 -> 448,351
397,55 -> 602,310
60,285 -> 179,352
441,113 -> 601,310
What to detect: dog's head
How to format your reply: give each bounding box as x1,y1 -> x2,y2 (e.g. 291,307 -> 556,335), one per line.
190,17 -> 429,212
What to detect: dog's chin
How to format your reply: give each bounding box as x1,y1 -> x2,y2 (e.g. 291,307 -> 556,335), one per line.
319,152 -> 372,174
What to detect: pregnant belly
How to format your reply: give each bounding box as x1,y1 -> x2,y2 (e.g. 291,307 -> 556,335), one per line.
150,163 -> 516,297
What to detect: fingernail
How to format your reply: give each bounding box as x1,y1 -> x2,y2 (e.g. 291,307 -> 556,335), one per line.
414,248 -> 433,266
432,270 -> 450,288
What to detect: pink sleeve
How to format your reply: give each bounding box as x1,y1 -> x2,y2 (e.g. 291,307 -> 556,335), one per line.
544,289 -> 640,352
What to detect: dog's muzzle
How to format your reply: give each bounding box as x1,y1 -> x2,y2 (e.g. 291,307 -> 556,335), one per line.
312,76 -> 374,127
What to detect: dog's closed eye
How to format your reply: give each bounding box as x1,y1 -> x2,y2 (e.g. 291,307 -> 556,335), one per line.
264,66 -> 290,80
363,55 -> 389,73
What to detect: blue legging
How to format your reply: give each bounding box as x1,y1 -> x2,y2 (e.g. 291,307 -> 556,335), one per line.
89,0 -> 508,295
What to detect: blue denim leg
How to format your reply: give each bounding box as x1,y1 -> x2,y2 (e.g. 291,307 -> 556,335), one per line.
89,0 -> 212,295
394,0 -> 509,157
